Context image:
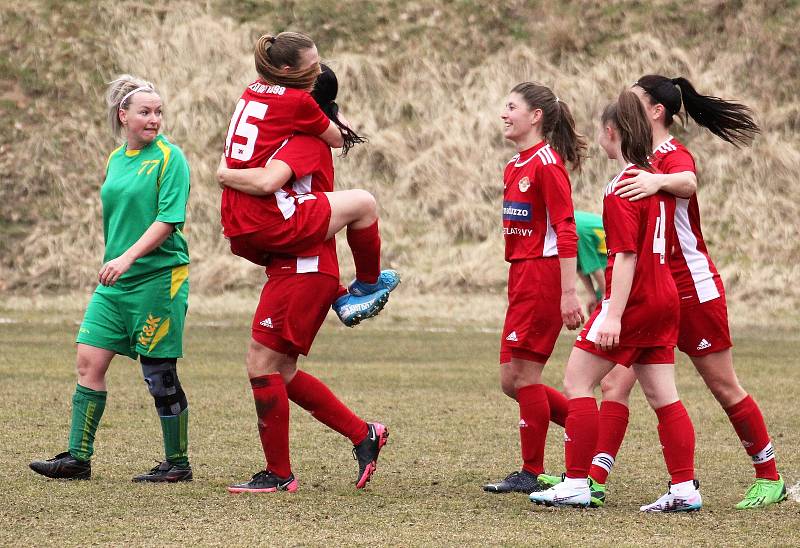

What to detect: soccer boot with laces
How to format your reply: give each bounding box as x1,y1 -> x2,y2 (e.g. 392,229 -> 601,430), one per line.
353,422 -> 389,488
132,460 -> 193,482
529,477 -> 591,507
483,469 -> 542,494
29,451 -> 91,480
532,473 -> 606,507
348,270 -> 401,297
227,470 -> 298,493
640,480 -> 702,512
735,475 -> 787,510
332,289 -> 389,327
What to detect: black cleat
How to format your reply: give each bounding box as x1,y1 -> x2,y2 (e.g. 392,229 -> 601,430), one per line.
483,470 -> 543,493
29,451 -> 91,480
227,470 -> 298,493
132,461 -> 193,482
353,422 -> 389,489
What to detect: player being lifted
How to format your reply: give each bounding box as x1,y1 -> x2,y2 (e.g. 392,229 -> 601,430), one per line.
220,32 -> 399,326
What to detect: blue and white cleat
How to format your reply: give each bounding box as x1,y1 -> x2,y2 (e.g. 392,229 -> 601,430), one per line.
640,480 -> 702,513
332,289 -> 390,327
348,269 -> 401,297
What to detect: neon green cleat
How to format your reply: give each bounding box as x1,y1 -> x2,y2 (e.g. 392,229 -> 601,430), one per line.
588,477 -> 606,508
536,473 -> 562,489
735,476 -> 787,510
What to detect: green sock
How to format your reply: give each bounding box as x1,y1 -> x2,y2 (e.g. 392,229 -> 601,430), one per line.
68,384 -> 107,462
159,408 -> 189,466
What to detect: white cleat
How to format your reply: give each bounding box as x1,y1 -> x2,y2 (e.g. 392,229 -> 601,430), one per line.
640,480 -> 702,513
529,477 -> 591,508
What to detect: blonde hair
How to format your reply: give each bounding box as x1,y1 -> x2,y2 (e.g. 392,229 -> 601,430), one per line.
254,32 -> 320,90
105,74 -> 158,137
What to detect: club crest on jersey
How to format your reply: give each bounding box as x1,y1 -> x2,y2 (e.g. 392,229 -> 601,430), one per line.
503,201 -> 531,222
518,177 -> 530,192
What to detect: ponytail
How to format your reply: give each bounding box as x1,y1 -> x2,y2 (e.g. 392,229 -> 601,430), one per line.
254,31 -> 320,90
312,65 -> 366,156
105,74 -> 157,138
635,74 -> 760,147
602,90 -> 653,168
510,82 -> 587,171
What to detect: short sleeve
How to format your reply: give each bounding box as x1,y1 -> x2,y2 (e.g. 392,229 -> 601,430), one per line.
660,148 -> 695,174
294,93 -> 332,136
603,192 -> 638,255
273,136 -> 324,180
155,145 -> 190,225
540,164 -> 574,225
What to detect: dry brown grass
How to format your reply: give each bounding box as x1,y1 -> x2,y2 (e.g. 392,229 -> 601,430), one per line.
2,1 -> 799,324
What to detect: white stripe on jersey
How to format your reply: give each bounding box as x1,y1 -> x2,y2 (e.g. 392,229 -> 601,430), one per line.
296,255 -> 319,273
586,300 -> 610,343
276,189 -> 295,220
293,174 -> 312,194
605,163 -> 635,196
507,153 -> 520,165
543,208 -> 558,257
674,198 -> 720,303
535,144 -> 557,166
653,136 -> 677,154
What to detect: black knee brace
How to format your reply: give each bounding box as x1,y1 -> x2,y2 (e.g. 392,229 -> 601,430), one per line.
140,356 -> 188,416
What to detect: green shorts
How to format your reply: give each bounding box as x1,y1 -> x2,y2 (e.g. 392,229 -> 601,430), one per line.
76,264 -> 189,359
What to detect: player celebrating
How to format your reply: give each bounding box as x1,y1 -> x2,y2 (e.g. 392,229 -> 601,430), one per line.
221,65 -> 388,493
585,75 -> 784,509
574,210 -> 607,315
29,75 -> 192,482
531,90 -> 700,512
482,83 -> 585,495
221,32 -> 398,324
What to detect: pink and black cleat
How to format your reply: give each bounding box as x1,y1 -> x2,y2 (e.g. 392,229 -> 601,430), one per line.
353,422 -> 389,489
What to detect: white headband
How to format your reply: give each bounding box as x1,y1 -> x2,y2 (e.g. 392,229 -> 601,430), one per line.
119,86 -> 153,107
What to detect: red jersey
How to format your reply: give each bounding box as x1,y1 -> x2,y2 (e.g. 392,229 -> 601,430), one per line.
264,135 -> 338,279
586,165 -> 679,346
651,137 -> 723,305
221,82 -> 330,237
502,141 -> 575,262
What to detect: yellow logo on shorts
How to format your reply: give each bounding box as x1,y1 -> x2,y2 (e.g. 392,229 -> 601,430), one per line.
138,313 -> 170,351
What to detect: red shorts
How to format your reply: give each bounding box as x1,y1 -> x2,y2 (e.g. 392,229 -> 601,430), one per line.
500,258 -> 562,364
574,336 -> 674,367
678,295 -> 732,357
251,273 -> 340,357
229,192 -> 331,266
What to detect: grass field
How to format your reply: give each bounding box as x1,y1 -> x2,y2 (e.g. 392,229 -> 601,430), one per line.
1,299 -> 799,547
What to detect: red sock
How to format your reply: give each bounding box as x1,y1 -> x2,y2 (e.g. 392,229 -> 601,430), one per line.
518,384 -> 550,475
724,395 -> 778,480
564,397 -> 598,479
588,400 -> 629,484
250,374 -> 291,478
347,221 -> 381,284
655,401 -> 695,484
286,370 -> 368,445
544,385 -> 568,428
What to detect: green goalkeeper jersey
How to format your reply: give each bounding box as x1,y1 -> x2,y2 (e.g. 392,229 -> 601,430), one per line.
101,134 -> 190,281
574,210 -> 607,276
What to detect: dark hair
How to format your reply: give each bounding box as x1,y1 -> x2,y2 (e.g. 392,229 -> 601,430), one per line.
601,90 -> 653,168
254,32 -> 320,90
635,74 -> 760,147
510,82 -> 587,171
312,63 -> 366,156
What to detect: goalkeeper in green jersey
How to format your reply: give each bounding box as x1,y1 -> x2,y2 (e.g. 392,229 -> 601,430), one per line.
30,74 -> 192,482
575,210 -> 607,315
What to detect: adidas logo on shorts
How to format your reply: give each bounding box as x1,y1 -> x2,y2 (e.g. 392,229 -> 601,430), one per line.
696,338 -> 711,351
506,331 -> 518,342
259,317 -> 274,329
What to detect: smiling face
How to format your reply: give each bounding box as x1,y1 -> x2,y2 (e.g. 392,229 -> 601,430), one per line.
501,92 -> 542,146
119,91 -> 162,149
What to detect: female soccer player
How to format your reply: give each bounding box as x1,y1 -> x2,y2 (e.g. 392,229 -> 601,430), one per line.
530,90 -> 701,512
574,210 -> 607,314
221,65 -> 388,493
586,75 -> 784,510
221,32 -> 398,319
482,83 -> 585,495
29,75 -> 192,482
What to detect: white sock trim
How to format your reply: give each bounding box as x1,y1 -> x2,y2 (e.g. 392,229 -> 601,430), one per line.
751,442 -> 775,464
591,452 -> 615,473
